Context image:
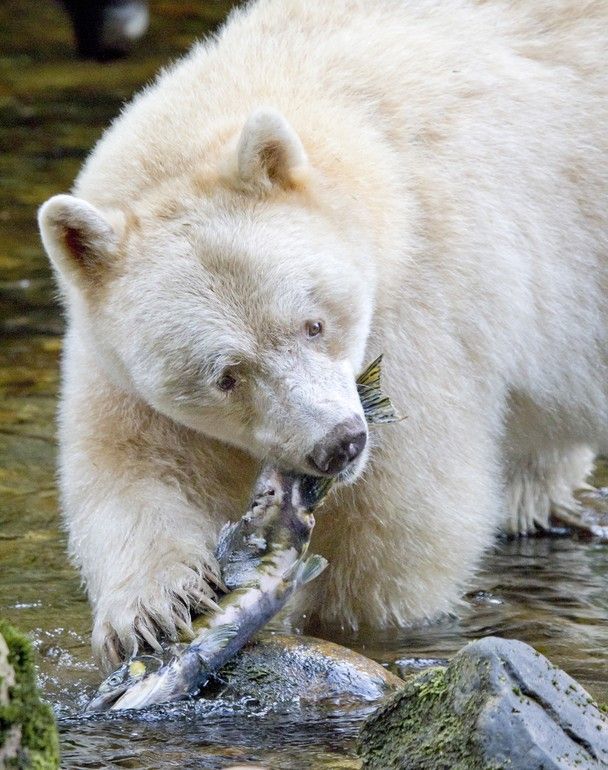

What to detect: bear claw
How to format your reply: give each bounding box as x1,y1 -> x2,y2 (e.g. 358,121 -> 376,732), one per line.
549,489 -> 608,541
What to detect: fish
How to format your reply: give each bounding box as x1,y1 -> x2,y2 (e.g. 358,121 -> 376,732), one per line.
356,355 -> 401,425
85,355 -> 399,712
86,467 -> 328,711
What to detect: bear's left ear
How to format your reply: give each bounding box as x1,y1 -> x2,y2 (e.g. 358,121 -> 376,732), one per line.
236,107 -> 308,191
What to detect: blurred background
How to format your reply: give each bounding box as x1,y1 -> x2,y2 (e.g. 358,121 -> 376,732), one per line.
1,3 -> 608,769
0,0 -> 237,341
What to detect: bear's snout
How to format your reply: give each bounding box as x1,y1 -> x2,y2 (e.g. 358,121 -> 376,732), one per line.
307,416 -> 367,476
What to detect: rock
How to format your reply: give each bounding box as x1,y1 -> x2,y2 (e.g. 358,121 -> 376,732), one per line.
0,632 -> 20,768
357,636 -> 608,770
0,620 -> 60,770
209,632 -> 404,707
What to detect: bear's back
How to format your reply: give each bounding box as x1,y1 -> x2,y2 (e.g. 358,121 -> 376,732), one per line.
75,0 -> 608,212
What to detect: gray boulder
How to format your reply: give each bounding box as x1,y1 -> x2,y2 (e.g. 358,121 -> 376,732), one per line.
357,636 -> 608,769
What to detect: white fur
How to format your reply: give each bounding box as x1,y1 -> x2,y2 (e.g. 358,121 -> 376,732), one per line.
38,0 -> 608,665
236,107 -> 308,190
38,195 -> 119,284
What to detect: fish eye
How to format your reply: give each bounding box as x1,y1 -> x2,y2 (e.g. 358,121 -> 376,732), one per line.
305,320 -> 323,338
217,371 -> 237,392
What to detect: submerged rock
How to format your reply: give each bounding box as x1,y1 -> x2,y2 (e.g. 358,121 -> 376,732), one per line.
207,633 -> 404,708
357,636 -> 608,770
0,621 -> 60,770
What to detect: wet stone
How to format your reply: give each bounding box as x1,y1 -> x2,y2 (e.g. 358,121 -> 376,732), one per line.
208,633 -> 404,708
357,636 -> 608,770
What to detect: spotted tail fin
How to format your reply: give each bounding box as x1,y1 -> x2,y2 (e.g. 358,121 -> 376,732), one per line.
356,354 -> 401,424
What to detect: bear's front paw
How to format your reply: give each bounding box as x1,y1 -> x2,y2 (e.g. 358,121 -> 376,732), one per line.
91,561 -> 224,671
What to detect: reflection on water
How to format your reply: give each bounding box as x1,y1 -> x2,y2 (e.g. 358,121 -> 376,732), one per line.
1,1 -> 607,768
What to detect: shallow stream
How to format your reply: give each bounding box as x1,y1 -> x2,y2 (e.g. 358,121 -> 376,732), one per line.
1,2 -> 607,768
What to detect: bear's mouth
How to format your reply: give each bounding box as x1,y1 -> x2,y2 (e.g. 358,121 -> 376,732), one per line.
334,448 -> 368,485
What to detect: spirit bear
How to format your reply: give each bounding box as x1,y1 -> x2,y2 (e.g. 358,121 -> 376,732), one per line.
38,0 -> 608,668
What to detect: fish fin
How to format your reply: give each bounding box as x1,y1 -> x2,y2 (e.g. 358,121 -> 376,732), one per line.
356,354 -> 402,424
111,665 -> 182,711
193,623 -> 240,663
356,354 -> 384,389
296,554 -> 329,586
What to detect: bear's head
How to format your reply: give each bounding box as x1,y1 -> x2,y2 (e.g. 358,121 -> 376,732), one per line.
38,108 -> 376,482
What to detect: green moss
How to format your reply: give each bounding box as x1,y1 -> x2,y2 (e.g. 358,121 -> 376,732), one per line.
357,660 -> 504,770
0,620 -> 59,770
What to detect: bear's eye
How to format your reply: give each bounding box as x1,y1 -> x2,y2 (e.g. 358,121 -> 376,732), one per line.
305,320 -> 323,338
217,372 -> 237,392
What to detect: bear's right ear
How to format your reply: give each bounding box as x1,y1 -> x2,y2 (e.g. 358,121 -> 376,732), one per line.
38,194 -> 118,286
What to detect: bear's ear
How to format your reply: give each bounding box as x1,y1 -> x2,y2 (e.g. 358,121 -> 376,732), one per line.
38,194 -> 119,286
236,107 -> 308,191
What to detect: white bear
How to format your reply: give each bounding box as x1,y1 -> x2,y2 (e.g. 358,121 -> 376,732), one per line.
38,0 -> 608,668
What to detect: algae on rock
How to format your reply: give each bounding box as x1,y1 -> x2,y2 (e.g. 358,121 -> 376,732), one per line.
357,636 -> 608,770
0,621 -> 59,770
357,662 -> 493,770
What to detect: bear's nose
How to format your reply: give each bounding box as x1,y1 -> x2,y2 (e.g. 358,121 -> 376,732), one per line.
308,417 -> 367,476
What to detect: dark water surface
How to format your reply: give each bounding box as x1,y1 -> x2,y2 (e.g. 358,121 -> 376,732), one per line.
1,2 -> 607,768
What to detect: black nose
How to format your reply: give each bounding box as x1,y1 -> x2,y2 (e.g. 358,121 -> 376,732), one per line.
308,418 -> 367,475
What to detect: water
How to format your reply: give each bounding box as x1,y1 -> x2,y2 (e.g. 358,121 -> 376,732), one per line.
1,2 -> 607,768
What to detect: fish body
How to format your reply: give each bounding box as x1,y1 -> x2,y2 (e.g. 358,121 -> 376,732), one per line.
86,469 -> 327,711
86,356 -> 399,712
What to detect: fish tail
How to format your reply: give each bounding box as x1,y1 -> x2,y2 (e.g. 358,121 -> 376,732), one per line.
356,354 -> 402,424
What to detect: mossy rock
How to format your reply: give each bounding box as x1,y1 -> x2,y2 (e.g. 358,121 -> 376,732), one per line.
0,620 -> 59,770
357,664 -> 486,770
357,636 -> 608,770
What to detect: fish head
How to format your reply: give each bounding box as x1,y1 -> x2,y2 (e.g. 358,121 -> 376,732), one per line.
85,655 -> 163,712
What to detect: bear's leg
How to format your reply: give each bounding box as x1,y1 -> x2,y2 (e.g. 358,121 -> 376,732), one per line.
81,479 -> 225,671
504,444 -> 608,538
59,350 -> 253,670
